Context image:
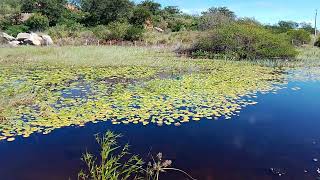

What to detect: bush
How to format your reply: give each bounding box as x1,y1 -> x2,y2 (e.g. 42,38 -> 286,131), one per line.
4,25 -> 29,37
21,0 -> 66,26
315,37 -> 320,47
91,25 -> 111,40
80,0 -> 134,26
106,21 -> 130,40
286,29 -> 311,46
125,26 -> 144,41
24,13 -> 49,31
59,9 -> 85,25
130,7 -> 152,26
47,23 -> 85,40
189,23 -> 297,60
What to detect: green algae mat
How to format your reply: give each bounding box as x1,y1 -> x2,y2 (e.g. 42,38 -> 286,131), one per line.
0,46 -> 286,142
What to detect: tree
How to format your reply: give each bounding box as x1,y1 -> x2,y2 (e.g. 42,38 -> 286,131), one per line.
300,22 -> 315,34
237,17 -> 261,26
130,7 -> 152,27
80,0 -> 134,26
137,0 -> 161,15
199,7 -> 236,30
203,7 -> 236,19
21,0 -> 67,26
163,6 -> 181,15
278,21 -> 299,30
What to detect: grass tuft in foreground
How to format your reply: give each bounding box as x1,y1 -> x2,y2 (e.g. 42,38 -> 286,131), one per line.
78,131 -> 197,180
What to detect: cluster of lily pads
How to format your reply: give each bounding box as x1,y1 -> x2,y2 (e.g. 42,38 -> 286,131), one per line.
0,59 -> 285,142
287,67 -> 320,82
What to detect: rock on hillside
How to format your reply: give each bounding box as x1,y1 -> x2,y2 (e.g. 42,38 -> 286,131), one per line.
1,32 -> 54,47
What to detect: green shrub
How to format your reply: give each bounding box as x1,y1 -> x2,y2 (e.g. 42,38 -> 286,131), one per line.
130,7 -> 152,26
24,13 -> 49,31
315,37 -> 320,47
189,23 -> 297,60
47,23 -> 85,40
4,25 -> 29,37
125,26 -> 144,41
286,29 -> 311,46
106,21 -> 130,40
21,0 -> 66,26
91,25 -> 111,40
59,9 -> 85,25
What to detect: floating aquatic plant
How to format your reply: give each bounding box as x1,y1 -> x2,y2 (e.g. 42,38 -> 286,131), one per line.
0,47 -> 292,142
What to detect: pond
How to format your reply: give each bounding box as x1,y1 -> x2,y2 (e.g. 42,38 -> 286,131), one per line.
0,53 -> 320,179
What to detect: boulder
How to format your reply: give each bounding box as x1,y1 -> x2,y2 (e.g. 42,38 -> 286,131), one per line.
16,33 -> 32,41
40,35 -> 54,46
17,33 -> 43,46
8,41 -> 21,47
30,33 -> 43,46
1,32 -> 15,41
154,27 -> 164,33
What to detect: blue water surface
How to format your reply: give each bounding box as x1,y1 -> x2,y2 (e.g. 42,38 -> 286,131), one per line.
0,80 -> 320,180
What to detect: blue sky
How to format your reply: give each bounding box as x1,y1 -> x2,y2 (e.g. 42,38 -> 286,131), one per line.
134,0 -> 318,25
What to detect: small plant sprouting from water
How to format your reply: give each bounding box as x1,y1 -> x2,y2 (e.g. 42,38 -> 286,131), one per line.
145,152 -> 197,180
78,131 -> 144,180
78,131 -> 197,180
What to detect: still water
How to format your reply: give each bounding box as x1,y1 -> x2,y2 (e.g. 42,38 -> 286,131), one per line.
0,78 -> 320,180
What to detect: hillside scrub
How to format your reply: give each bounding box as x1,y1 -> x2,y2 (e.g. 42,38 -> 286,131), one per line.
315,37 -> 320,47
286,29 -> 311,46
187,23 -> 298,60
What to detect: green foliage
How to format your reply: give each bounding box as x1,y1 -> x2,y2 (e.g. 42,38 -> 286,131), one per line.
91,25 -> 111,40
203,7 -> 236,19
0,13 -> 23,30
143,31 -> 200,46
166,14 -> 198,32
265,21 -> 314,35
47,23 -> 85,39
106,21 -> 130,40
0,0 -> 21,15
24,13 -> 49,31
125,26 -> 144,41
130,7 -> 152,26
163,6 -> 180,15
137,0 -> 161,15
237,18 -> 261,26
190,23 -> 297,60
78,131 -> 197,180
286,29 -> 311,46
199,7 -> 236,30
59,9 -> 85,25
278,21 -> 299,30
21,0 -> 67,26
315,37 -> 320,47
80,0 -> 134,26
78,131 -> 144,180
300,22 -> 315,34
4,25 -> 29,37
